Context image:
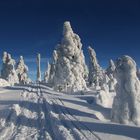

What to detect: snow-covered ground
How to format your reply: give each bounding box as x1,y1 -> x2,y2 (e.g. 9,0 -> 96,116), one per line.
0,84 -> 140,140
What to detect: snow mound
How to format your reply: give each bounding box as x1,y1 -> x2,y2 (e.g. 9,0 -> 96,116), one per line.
0,78 -> 10,87
96,85 -> 115,108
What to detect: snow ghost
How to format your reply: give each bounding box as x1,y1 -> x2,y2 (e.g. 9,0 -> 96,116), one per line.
16,56 -> 31,84
111,55 -> 140,125
1,52 -> 19,86
48,21 -> 87,93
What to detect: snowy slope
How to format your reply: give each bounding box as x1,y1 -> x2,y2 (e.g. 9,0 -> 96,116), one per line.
0,84 -> 140,140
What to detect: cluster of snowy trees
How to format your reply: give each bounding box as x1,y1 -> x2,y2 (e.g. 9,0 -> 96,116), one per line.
44,21 -> 117,94
1,21 -> 140,126
0,52 -> 30,85
43,21 -> 140,125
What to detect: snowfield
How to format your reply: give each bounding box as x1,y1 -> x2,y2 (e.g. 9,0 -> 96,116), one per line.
0,84 -> 140,140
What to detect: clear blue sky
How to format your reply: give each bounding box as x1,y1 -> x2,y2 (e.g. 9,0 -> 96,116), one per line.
0,0 -> 140,80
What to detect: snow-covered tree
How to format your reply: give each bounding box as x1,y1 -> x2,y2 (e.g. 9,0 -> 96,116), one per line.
1,52 -> 8,79
106,59 -> 116,76
48,21 -> 87,93
37,53 -> 41,82
108,74 -> 117,92
16,56 -> 31,84
44,62 -> 51,83
106,59 -> 116,92
111,55 -> 140,125
100,73 -> 110,91
1,52 -> 19,85
47,50 -> 58,85
88,46 -> 104,87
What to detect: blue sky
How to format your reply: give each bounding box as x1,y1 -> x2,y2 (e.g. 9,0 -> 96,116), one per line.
0,0 -> 140,80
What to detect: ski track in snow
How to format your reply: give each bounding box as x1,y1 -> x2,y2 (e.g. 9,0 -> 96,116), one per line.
0,84 -> 139,140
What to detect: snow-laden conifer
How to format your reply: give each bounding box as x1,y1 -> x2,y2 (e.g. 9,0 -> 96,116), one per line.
1,52 -> 19,85
49,21 -> 87,92
16,56 -> 30,84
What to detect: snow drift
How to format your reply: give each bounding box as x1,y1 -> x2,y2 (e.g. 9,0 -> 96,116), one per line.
0,78 -> 10,87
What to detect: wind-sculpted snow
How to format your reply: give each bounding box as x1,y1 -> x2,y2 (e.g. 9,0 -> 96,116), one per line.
111,55 -> 140,125
48,21 -> 88,93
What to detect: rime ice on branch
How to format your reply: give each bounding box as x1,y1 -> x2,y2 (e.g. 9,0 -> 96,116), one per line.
49,21 -> 87,92
1,52 -> 19,85
111,55 -> 140,125
16,56 -> 30,84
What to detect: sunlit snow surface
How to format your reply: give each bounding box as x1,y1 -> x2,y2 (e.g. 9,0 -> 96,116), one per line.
0,84 -> 140,140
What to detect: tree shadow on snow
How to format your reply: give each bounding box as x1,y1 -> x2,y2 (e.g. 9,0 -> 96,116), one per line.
0,99 -> 140,140
61,98 -> 111,120
64,120 -> 140,140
